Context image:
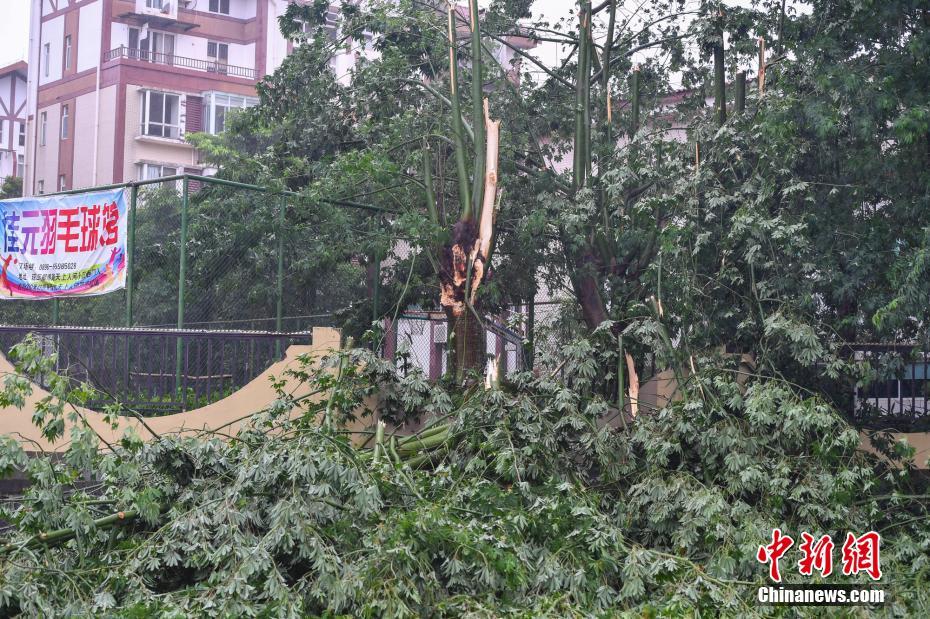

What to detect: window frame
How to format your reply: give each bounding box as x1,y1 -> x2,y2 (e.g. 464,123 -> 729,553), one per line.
64,34 -> 72,70
39,112 -> 47,146
138,163 -> 179,181
202,92 -> 257,134
58,174 -> 67,191
37,180 -> 44,195
43,43 -> 50,77
18,122 -> 25,147
208,0 -> 231,16
60,104 -> 70,140
141,90 -> 182,139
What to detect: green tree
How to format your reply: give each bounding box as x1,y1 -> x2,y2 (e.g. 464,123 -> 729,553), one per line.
0,176 -> 22,200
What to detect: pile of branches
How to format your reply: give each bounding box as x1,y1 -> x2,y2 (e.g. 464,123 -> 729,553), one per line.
0,338 -> 928,617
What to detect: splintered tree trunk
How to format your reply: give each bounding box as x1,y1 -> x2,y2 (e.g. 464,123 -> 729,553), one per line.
446,307 -> 485,381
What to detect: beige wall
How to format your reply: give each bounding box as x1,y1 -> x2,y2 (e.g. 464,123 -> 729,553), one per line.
71,85 -> 119,190
34,102 -> 61,193
122,84 -> 199,181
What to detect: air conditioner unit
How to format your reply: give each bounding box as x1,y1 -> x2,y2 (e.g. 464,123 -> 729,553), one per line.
433,324 -> 448,344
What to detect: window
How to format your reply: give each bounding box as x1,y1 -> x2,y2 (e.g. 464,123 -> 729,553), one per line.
37,180 -> 44,194
146,0 -> 164,8
141,91 -> 181,139
301,10 -> 340,43
0,122 -> 4,146
207,41 -> 229,74
129,28 -> 175,63
138,163 -> 178,180
203,92 -> 257,134
58,175 -> 67,191
64,35 -> 72,70
60,105 -> 69,140
39,112 -> 47,146
18,122 -> 25,147
16,153 -> 24,175
43,43 -> 50,77
209,0 -> 230,15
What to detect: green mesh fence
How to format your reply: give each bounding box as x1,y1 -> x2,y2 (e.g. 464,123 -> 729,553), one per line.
0,176 -> 369,332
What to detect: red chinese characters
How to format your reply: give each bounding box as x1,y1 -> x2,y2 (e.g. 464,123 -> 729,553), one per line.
759,529 -> 882,581
841,531 -> 882,581
57,208 -> 81,253
80,204 -> 101,251
798,532 -> 834,577
757,528 -> 794,582
12,202 -> 119,255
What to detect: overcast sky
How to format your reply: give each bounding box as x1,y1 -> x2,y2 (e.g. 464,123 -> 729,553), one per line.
0,1 -> 781,73
0,0 -> 578,69
0,0 -> 30,67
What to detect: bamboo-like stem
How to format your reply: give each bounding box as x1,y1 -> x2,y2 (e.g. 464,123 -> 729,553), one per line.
713,9 -> 726,126
600,0 -> 617,150
1,509 -> 139,554
447,4 -> 472,219
572,7 -> 588,192
617,334 -> 627,430
776,0 -> 786,55
735,71 -> 746,113
422,141 -> 439,226
630,64 -> 641,137
468,0 -> 485,219
582,1 -> 593,183
758,37 -> 766,96
468,98 -> 501,305
625,352 -> 639,418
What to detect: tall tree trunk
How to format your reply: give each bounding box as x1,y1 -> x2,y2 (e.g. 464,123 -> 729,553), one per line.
447,307 -> 485,381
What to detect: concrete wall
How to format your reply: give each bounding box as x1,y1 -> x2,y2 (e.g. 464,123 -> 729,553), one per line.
123,84 -> 198,181
33,101 -> 61,192
39,15 -> 65,86
77,0 -> 103,73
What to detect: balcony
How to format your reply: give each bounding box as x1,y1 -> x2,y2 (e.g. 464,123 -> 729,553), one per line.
104,47 -> 257,80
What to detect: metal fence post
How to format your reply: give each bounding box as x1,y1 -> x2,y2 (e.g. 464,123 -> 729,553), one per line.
275,196 -> 285,357
525,298 -> 535,371
125,184 -> 137,327
175,177 -> 189,400
51,299 -> 59,325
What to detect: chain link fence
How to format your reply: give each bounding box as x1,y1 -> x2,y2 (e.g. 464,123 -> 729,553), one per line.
383,301 -> 580,379
1,176 -> 370,332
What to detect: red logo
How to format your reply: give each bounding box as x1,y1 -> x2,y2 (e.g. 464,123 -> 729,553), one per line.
798,533 -> 834,577
759,529 -> 881,581
757,528 -> 794,582
841,531 -> 882,580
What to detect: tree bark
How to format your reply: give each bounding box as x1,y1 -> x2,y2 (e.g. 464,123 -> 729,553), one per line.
447,307 -> 485,382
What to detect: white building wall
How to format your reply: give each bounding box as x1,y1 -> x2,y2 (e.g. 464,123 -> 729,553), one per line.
38,16 -> 65,86
124,84 -> 198,182
265,0 -> 289,74
110,22 -> 131,49
226,0 -> 257,20
34,102 -> 61,193
77,0 -> 103,73
227,42 -> 256,70
41,0 -> 59,18
72,89 -> 102,189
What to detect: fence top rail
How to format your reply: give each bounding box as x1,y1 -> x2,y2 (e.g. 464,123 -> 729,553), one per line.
0,325 -> 314,339
29,174 -> 397,214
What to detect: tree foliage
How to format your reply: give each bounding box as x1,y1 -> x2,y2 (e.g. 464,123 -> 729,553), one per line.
0,336 -> 928,615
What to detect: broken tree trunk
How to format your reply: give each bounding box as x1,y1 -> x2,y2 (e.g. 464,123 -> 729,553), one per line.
439,98 -> 501,382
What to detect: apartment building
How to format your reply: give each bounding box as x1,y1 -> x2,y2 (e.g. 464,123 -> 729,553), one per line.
24,0 -> 302,195
24,0 -> 536,196
0,62 -> 28,185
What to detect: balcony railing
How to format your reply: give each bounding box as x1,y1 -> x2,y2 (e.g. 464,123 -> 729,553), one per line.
104,46 -> 257,80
